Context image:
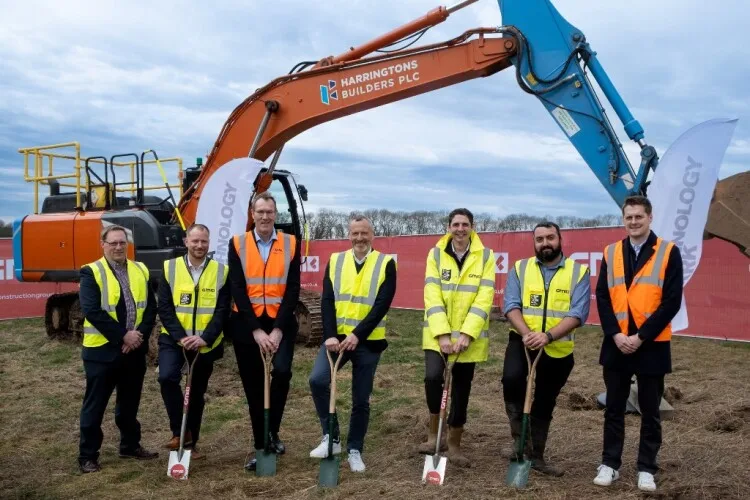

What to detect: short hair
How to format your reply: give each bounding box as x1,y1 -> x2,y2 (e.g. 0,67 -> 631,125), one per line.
622,195 -> 652,215
533,221 -> 561,238
186,223 -> 209,237
349,213 -> 374,231
251,191 -> 277,210
448,208 -> 474,226
101,224 -> 128,242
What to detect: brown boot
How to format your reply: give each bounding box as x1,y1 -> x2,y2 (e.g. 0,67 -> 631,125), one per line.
446,426 -> 470,468
530,417 -> 564,477
418,414 -> 447,454
164,431 -> 192,450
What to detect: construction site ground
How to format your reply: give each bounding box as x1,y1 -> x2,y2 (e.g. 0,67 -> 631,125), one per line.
1,310 -> 748,499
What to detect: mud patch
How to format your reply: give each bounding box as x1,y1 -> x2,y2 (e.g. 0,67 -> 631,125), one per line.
664,386 -> 683,405
705,405 -> 750,433
567,391 -> 599,411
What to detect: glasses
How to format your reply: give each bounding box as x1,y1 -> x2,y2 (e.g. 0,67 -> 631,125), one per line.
104,241 -> 128,247
254,210 -> 275,217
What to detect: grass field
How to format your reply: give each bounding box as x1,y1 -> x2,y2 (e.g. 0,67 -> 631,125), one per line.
1,310 -> 749,499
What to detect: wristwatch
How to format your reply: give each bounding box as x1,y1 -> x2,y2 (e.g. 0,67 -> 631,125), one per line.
545,332 -> 554,343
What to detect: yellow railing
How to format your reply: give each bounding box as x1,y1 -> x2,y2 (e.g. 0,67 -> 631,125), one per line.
18,142 -> 183,214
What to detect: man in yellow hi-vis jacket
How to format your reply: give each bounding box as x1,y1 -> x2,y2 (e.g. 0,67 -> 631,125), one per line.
157,223 -> 231,459
502,221 -> 590,477
419,208 -> 495,468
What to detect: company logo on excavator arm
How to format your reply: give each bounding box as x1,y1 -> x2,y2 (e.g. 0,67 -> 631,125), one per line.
320,80 -> 338,105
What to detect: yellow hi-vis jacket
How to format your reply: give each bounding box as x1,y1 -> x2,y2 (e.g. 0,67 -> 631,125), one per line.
514,257 -> 588,358
422,232 -> 495,363
329,249 -> 393,340
82,257 -> 149,348
160,257 -> 228,354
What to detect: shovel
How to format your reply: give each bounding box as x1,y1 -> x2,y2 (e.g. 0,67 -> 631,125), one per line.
167,349 -> 199,480
256,348 -> 277,476
318,349 -> 345,487
422,353 -> 458,486
506,346 -> 544,489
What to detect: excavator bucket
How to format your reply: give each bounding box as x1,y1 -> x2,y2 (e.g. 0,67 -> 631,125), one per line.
706,171 -> 750,257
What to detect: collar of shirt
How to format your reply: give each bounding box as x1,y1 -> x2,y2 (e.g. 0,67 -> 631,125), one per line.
254,227 -> 277,245
629,238 -> 644,258
450,239 -> 470,259
353,247 -> 372,265
106,257 -> 128,271
185,255 -> 207,273
535,254 -> 567,270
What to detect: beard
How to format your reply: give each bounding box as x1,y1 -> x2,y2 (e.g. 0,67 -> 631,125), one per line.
535,244 -> 562,263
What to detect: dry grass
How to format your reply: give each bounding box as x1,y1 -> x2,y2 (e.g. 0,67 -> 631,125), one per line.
0,311 -> 749,499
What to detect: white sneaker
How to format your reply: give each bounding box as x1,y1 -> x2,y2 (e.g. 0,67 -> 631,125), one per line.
593,464 -> 620,486
347,450 -> 366,472
309,434 -> 341,458
638,471 -> 657,492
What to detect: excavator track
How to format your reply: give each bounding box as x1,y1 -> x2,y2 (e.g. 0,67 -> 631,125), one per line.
45,292 -> 82,340
296,289 -> 323,347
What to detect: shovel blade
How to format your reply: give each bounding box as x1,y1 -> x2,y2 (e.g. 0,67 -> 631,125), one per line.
167,449 -> 191,480
255,450 -> 277,476
506,458 -> 532,488
421,454 -> 447,485
318,455 -> 341,487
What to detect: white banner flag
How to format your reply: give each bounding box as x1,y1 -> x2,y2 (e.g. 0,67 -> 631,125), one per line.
650,118 -> 738,331
195,157 -> 264,266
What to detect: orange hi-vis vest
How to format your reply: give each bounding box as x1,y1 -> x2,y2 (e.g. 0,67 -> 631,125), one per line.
604,237 -> 675,342
233,230 -> 296,318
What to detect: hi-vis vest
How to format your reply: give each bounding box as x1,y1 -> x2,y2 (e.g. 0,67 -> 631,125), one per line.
514,257 -> 587,359
82,257 -> 149,348
422,232 -> 495,363
160,257 -> 228,354
233,230 -> 296,318
329,249 -> 393,341
604,237 -> 674,342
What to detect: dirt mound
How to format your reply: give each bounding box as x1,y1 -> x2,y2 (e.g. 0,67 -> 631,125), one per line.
664,386 -> 683,405
566,391 -> 599,411
704,404 -> 750,433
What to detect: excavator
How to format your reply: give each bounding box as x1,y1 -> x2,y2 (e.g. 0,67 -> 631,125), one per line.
11,0 -> 750,351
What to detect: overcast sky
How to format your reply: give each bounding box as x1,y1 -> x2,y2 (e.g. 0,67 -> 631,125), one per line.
1,0 -> 748,225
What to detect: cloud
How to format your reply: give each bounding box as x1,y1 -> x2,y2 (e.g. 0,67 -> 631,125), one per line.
0,0 -> 747,225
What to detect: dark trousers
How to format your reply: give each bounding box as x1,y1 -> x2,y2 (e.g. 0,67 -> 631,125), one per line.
158,342 -> 215,446
602,367 -> 665,474
309,344 -> 381,452
501,333 -> 574,421
235,331 -> 296,450
79,354 -> 146,462
424,349 -> 475,427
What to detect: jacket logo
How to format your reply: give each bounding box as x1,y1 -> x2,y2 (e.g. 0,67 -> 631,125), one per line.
441,269 -> 451,281
555,289 -> 570,294
201,288 -> 216,293
179,293 -> 193,305
468,273 -> 482,279
529,294 -> 543,307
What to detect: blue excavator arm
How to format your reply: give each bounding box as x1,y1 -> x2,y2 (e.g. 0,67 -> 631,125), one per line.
498,0 -> 658,206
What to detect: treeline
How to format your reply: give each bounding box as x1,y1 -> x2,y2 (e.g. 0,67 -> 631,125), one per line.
0,221 -> 11,238
305,209 -> 622,239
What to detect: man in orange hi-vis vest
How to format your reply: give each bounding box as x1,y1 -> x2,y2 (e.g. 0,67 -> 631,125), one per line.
227,191 -> 301,472
592,195 -> 683,494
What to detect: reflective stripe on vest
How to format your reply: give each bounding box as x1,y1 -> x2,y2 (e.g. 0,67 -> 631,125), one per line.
605,238 -> 674,341
82,258 -> 148,348
330,249 -> 390,340
160,257 -> 227,354
233,230 -> 296,318
517,257 -> 585,358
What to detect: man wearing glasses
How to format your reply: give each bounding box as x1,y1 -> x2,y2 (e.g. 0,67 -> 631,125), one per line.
77,224 -> 158,473
227,192 -> 301,471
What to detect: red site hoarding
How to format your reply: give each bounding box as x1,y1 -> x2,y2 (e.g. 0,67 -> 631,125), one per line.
0,239 -> 78,320
299,227 -> 750,342
2,229 -> 749,341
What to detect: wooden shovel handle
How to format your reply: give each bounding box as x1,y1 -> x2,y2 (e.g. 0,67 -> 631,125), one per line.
260,349 -> 274,409
522,347 -> 544,414
326,349 -> 344,413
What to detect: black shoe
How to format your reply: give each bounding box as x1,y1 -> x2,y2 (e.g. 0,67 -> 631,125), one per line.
269,433 -> 285,455
79,459 -> 101,473
244,457 -> 257,471
119,447 -> 159,460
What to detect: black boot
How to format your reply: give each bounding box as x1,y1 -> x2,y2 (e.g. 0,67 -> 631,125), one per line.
505,402 -> 529,461
529,416 -> 564,477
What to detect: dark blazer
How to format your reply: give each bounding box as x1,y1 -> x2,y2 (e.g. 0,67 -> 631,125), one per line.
596,230 -> 683,374
227,232 -> 301,345
157,256 -> 231,360
79,260 -> 157,363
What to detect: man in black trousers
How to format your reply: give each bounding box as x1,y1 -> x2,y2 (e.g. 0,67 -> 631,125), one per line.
77,224 -> 158,473
227,192 -> 301,471
593,196 -> 683,493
